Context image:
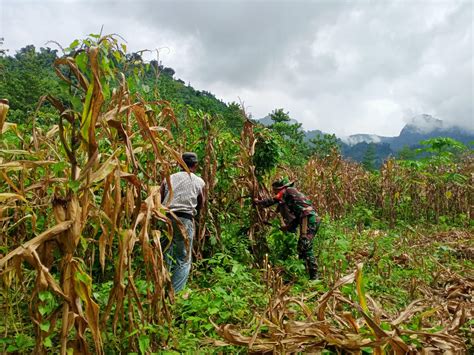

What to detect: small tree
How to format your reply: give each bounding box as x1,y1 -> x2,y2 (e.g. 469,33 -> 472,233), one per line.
270,108 -> 291,123
267,108 -> 308,164
268,108 -> 304,142
223,102 -> 245,133
419,137 -> 468,163
362,143 -> 376,171
397,145 -> 418,160
309,133 -> 341,158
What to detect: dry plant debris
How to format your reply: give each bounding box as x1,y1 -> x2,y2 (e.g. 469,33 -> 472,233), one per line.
212,260 -> 472,353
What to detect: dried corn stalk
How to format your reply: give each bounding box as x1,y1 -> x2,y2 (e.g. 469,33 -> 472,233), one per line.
0,35 -> 182,353
212,262 -> 469,353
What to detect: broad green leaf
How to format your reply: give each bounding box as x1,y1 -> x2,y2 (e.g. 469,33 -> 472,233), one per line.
68,39 -> 80,49
40,321 -> 50,332
43,337 -> 53,348
138,335 -> 150,355
38,291 -> 53,302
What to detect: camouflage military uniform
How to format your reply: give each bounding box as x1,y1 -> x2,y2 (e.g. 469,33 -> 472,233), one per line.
258,186 -> 320,279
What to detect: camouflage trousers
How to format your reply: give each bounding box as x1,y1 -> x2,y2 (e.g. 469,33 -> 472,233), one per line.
297,215 -> 320,279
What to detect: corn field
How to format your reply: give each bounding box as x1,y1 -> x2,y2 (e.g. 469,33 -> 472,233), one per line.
1,35 -> 472,353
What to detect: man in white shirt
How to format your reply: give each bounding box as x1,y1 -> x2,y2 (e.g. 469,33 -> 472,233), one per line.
161,152 -> 206,292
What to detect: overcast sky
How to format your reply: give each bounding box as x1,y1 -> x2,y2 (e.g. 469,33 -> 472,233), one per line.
1,0 -> 472,136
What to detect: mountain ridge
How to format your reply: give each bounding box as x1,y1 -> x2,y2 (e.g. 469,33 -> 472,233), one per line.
256,114 -> 473,164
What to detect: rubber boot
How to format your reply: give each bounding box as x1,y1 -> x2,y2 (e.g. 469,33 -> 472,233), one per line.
308,266 -> 318,280
306,259 -> 318,280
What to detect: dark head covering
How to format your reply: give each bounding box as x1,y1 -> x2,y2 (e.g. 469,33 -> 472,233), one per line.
272,177 -> 293,190
182,152 -> 198,167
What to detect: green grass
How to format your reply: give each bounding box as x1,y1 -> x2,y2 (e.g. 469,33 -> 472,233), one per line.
109,218 -> 472,353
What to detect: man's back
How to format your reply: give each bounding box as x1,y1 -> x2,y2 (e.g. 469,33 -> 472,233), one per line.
163,171 -> 205,216
282,187 -> 315,218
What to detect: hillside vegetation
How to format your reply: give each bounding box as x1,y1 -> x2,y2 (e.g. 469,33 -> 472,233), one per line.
0,35 -> 472,353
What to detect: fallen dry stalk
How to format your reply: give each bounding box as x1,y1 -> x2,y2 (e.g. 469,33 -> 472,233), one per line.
212,263 -> 470,353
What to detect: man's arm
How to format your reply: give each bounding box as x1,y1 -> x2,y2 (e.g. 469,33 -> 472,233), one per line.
196,183 -> 207,215
160,182 -> 167,203
254,197 -> 278,208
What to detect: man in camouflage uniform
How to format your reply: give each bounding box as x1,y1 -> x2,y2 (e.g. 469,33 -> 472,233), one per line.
254,178 -> 321,280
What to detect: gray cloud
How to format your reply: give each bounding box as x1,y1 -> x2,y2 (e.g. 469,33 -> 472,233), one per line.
128,1 -> 349,85
2,0 -> 472,135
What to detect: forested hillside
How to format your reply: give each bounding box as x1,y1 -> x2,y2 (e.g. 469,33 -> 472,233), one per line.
0,44 -> 244,133
0,35 -> 472,353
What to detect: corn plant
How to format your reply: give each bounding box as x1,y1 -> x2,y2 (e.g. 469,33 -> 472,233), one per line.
0,35 -> 186,354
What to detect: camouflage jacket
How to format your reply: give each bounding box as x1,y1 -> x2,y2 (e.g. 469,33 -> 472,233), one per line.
259,187 -> 317,228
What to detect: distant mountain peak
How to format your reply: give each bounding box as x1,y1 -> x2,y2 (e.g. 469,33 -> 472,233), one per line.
335,114 -> 448,146
404,114 -> 444,134
256,113 -> 471,157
